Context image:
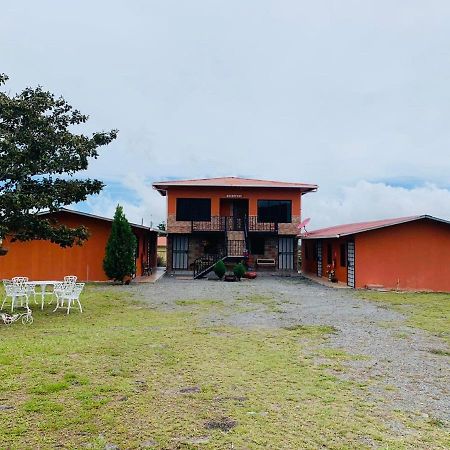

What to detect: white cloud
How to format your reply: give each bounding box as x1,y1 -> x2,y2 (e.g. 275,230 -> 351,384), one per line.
2,1 -> 450,226
85,175 -> 166,228
302,181 -> 450,229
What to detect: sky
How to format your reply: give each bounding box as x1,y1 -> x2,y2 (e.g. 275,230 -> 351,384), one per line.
2,0 -> 450,229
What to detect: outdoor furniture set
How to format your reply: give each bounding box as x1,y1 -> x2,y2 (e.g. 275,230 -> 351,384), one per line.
1,276 -> 85,324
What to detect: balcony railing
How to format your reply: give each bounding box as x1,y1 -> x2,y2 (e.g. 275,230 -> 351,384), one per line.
191,216 -> 278,233
247,216 -> 278,232
191,216 -> 226,232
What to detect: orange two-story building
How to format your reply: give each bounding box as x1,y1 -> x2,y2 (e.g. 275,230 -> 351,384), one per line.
153,177 -> 317,278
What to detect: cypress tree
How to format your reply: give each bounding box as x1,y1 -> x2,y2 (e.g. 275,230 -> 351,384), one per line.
103,205 -> 137,282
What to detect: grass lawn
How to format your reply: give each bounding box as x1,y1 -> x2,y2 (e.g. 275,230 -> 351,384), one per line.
0,286 -> 448,449
358,291 -> 450,345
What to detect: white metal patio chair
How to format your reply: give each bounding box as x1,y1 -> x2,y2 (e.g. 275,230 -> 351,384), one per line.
64,275 -> 77,284
53,276 -> 77,306
12,276 -> 37,304
11,276 -> 28,285
1,280 -> 30,312
54,283 -> 85,314
25,282 -> 37,304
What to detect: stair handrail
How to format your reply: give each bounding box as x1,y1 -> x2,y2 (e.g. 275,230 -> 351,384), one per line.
193,245 -> 227,278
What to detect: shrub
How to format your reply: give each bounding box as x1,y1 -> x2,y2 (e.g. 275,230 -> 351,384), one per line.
213,260 -> 226,279
156,255 -> 165,267
233,262 -> 246,280
103,205 -> 137,282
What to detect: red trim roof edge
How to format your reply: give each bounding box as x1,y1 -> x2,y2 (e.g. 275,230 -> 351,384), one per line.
301,215 -> 450,239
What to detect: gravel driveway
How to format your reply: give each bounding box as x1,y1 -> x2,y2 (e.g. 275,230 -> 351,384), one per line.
119,275 -> 449,423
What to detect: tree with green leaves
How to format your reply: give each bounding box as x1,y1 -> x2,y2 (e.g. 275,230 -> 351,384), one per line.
103,205 -> 137,282
0,73 -> 117,248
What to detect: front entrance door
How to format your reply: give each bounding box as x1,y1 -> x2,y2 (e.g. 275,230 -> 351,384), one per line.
231,200 -> 249,230
278,237 -> 294,270
316,241 -> 322,277
347,241 -> 355,287
172,236 -> 189,270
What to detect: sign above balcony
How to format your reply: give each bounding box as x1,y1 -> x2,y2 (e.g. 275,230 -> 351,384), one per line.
225,194 -> 243,198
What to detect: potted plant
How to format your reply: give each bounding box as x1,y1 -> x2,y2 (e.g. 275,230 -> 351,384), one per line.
233,262 -> 246,281
224,271 -> 237,282
326,264 -> 338,283
213,260 -> 226,280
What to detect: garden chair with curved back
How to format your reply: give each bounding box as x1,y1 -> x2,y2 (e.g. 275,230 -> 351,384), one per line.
12,276 -> 37,305
54,282 -> 85,314
53,276 -> 77,307
64,275 -> 78,284
2,279 -> 30,312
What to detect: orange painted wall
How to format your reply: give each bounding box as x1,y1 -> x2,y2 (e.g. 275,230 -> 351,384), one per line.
301,240 -> 317,275
166,187 -> 301,217
0,212 -> 157,282
355,220 -> 450,292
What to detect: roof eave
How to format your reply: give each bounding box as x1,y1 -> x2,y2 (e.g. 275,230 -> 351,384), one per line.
300,214 -> 450,239
152,183 -> 318,192
38,208 -> 161,233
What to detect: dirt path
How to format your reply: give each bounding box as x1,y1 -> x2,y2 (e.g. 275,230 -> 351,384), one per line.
116,276 -> 449,423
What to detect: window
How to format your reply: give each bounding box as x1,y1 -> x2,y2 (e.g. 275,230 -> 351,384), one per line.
327,243 -> 332,265
340,243 -> 346,267
176,198 -> 211,221
250,236 -> 265,254
257,200 -> 292,223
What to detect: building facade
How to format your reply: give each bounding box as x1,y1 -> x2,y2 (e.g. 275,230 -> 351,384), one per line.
0,209 -> 159,282
301,215 -> 450,292
153,177 -> 317,278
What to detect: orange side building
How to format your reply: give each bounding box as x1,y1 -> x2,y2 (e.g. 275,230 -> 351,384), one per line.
301,215 -> 450,292
0,209 -> 159,282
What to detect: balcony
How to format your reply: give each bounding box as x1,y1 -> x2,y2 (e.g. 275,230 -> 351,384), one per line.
191,216 -> 278,233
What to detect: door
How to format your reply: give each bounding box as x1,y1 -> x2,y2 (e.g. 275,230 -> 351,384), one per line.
278,237 -> 294,270
347,241 -> 355,288
232,200 -> 249,230
172,236 -> 189,270
316,241 -> 322,277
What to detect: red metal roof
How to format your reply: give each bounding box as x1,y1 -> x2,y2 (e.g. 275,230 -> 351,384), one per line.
153,176 -> 317,195
301,215 -> 450,239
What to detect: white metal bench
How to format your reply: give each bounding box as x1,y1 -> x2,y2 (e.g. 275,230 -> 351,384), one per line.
256,258 -> 276,267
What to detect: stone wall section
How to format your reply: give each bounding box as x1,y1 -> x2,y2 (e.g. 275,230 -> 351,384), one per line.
167,214 -> 191,233
278,216 -> 300,235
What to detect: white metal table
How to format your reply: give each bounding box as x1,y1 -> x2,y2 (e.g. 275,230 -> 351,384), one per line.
25,281 -> 59,309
